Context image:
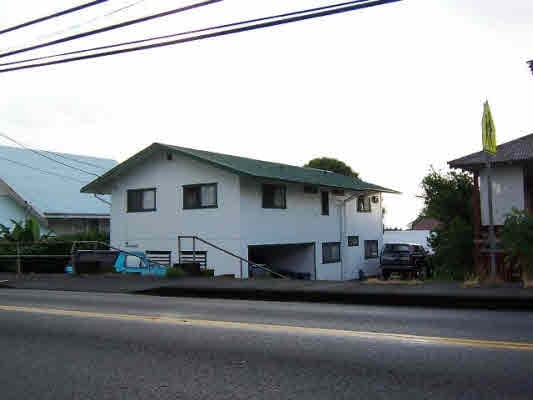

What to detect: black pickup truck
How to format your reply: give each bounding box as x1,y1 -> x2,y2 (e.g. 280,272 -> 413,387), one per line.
379,243 -> 429,280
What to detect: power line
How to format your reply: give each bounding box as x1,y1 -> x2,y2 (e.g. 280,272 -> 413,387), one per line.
0,0 -> 223,59
0,0 -> 147,54
0,0 -> 401,73
0,0 -> 109,36
43,150 -> 108,171
2,0 -> 376,68
0,155 -> 87,184
0,131 -> 99,177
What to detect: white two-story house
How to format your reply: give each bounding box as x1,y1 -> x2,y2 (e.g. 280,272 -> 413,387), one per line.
82,143 -> 396,280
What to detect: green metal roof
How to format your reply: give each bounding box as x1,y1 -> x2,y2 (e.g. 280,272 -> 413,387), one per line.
82,143 -> 398,194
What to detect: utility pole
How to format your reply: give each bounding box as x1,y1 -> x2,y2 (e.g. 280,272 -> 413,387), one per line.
485,157 -> 497,279
482,101 -> 498,279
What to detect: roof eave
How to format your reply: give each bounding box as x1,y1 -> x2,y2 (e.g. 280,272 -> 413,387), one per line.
448,159 -> 529,172
81,143 -> 163,194
0,178 -> 47,225
82,142 -> 399,195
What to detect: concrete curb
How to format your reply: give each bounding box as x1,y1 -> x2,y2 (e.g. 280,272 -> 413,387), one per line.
137,286 -> 533,311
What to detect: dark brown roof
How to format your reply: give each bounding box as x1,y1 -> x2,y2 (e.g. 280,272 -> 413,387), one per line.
448,133 -> 533,171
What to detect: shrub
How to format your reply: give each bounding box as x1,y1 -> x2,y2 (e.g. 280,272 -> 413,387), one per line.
420,168 -> 474,281
501,209 -> 533,276
166,266 -> 186,279
200,269 -> 215,277
428,217 -> 474,280
53,231 -> 109,244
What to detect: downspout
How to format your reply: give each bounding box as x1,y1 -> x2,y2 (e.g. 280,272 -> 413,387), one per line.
93,194 -> 111,206
339,203 -> 344,280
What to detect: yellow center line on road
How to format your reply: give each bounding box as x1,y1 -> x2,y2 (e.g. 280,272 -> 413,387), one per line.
1,304 -> 533,351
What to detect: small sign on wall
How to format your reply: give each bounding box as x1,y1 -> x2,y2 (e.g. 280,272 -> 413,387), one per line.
348,236 -> 359,247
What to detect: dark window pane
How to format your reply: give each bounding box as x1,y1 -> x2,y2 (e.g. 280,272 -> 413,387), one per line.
183,186 -> 201,209
357,196 -> 371,212
364,240 -> 379,259
262,184 -> 286,209
321,191 -> 329,215
348,236 -> 359,247
127,190 -> 142,212
263,185 -> 274,207
322,242 -> 341,263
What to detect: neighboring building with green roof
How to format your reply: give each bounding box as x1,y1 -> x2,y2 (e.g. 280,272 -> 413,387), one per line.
83,143 -> 397,280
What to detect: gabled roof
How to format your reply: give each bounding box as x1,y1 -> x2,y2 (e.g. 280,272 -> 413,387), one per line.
82,143 -> 398,194
0,145 -> 117,216
449,133 -> 533,171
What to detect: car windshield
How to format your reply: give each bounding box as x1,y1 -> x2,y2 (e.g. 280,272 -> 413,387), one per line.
384,244 -> 411,252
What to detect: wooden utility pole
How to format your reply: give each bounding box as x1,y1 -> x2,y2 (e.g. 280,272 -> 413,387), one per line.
486,158 -> 497,279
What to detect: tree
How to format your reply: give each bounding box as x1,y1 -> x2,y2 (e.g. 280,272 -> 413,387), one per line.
421,168 -> 473,225
500,209 -> 533,278
0,217 -> 41,242
304,157 -> 359,178
421,168 -> 474,279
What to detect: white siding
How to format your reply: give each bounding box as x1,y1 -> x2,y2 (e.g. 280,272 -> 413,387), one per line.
342,195 -> 384,279
0,195 -> 26,227
479,166 -> 524,226
239,178 -> 343,280
0,180 -> 9,195
109,152 -> 385,280
110,150 -> 241,275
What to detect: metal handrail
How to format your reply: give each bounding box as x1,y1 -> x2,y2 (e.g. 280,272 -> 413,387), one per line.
178,235 -> 288,279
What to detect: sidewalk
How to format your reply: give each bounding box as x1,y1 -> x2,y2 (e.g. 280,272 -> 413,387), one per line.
140,277 -> 533,309
0,273 -> 174,294
1,273 -> 532,309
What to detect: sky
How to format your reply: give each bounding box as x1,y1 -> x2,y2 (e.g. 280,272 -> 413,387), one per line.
0,0 -> 532,228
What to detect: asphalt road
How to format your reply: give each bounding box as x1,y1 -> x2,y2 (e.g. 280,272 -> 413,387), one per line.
1,289 -> 532,399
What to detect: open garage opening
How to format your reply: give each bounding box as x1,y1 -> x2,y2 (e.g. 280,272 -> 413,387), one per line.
248,243 -> 316,280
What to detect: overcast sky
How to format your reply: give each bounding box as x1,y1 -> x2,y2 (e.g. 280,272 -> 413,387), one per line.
0,0 -> 532,228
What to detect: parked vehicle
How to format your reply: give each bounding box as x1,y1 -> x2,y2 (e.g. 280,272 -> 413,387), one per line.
65,250 -> 168,276
379,243 -> 429,280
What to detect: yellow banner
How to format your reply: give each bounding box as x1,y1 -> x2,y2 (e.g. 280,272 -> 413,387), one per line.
482,101 -> 497,154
